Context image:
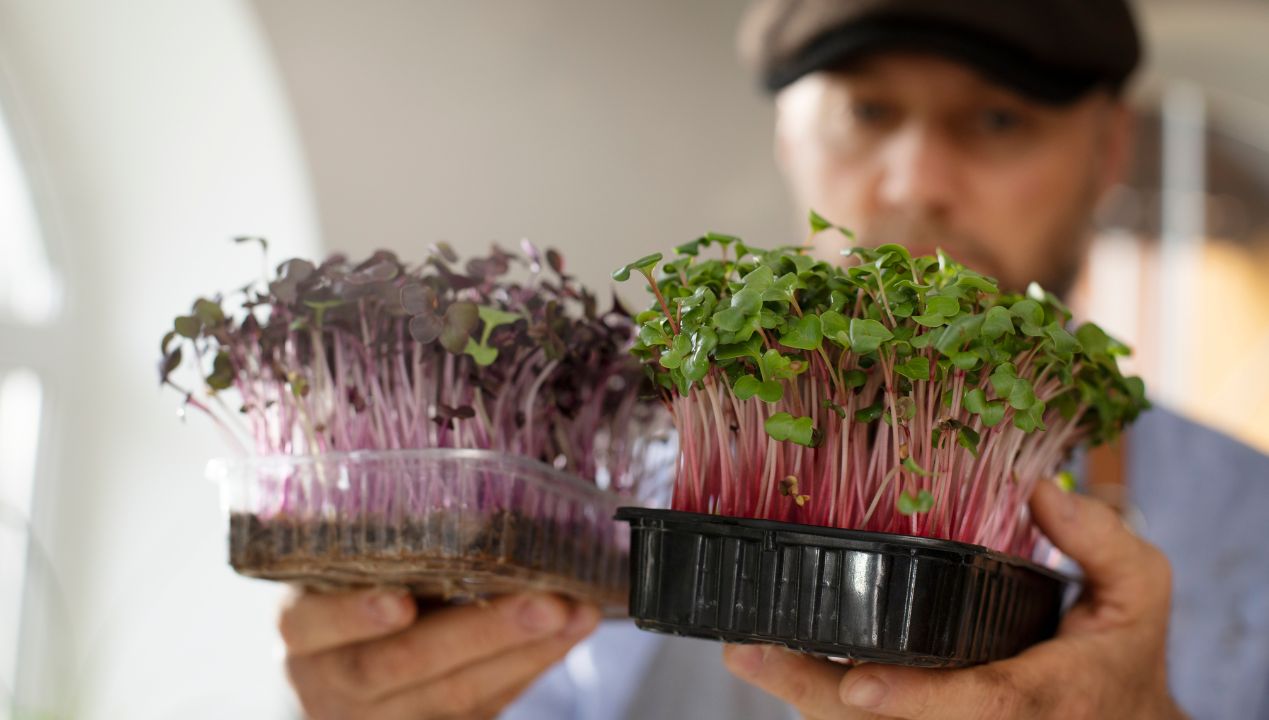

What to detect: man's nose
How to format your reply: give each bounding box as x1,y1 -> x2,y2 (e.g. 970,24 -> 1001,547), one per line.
877,125 -> 958,215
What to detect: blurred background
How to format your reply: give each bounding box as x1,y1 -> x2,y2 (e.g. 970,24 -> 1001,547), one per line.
0,0 -> 1266,717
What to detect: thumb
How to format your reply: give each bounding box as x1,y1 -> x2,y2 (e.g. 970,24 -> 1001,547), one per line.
1029,479 -> 1168,613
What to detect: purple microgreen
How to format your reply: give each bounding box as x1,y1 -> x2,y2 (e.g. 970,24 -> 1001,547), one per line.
161,241 -> 665,499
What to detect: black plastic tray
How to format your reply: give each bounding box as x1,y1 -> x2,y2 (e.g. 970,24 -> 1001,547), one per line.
616,508 -> 1072,667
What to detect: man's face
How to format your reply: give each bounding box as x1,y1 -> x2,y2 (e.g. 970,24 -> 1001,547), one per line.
776,53 -> 1130,295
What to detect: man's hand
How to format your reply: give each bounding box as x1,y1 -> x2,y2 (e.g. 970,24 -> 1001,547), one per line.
722,480 -> 1187,719
280,590 -> 600,720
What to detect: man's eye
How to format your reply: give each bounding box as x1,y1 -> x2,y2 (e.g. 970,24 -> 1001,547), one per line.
979,108 -> 1022,133
851,101 -> 893,125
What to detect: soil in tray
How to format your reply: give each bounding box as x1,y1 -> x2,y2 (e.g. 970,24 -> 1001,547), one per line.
228,510 -> 620,603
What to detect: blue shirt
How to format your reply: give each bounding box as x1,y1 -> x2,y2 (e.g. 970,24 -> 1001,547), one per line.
505,406 -> 1269,720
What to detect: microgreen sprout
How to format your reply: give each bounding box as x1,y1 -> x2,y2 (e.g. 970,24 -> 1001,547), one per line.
618,217 -> 1147,556
161,241 -> 659,494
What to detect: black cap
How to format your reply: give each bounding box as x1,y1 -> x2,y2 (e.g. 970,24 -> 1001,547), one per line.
739,0 -> 1143,105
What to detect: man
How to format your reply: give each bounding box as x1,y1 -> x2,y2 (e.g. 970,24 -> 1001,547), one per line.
278,1 -> 1269,718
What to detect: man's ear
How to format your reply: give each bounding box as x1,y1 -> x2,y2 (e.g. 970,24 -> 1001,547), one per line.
1098,100 -> 1136,194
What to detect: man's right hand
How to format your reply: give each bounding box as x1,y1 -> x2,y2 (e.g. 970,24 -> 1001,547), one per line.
279,589 -> 601,720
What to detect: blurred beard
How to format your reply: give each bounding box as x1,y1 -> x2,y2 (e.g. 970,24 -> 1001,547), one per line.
815,212 -> 1086,299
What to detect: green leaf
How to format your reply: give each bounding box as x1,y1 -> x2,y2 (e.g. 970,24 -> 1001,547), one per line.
730,287 -> 763,314
956,274 -> 1000,294
681,329 -> 717,383
477,306 -> 520,329
990,363 -> 1018,397
980,401 -> 1007,427
790,253 -> 816,274
705,231 -> 740,246
849,318 -> 893,354
1008,378 -> 1036,410
854,402 -> 884,423
1044,322 -> 1080,358
779,314 -> 823,350
819,310 -> 850,346
902,456 -> 932,477
822,398 -> 847,418
194,298 -> 225,326
912,313 -> 948,328
873,243 -> 912,263
1053,390 -> 1080,420
897,489 -> 935,515
842,369 -> 868,389
1011,299 -> 1045,336
895,356 -> 930,381
911,329 -> 937,349
683,348 -> 710,383
757,381 -> 783,402
982,306 -> 1014,340
678,286 -> 718,320
765,412 -> 816,446
1124,376 -> 1147,404
733,374 -> 761,399
174,315 -> 201,339
675,237 -> 706,256
1013,401 -> 1047,432
716,335 -> 762,361
935,314 -> 983,354
741,265 -> 774,293
634,309 -> 663,324
948,351 -> 980,371
964,388 -> 988,414
735,374 -> 785,403
206,351 -> 234,391
477,306 -> 520,344
613,253 -> 663,281
464,339 -> 498,366
808,209 -> 832,234
639,323 -> 670,347
158,347 -> 182,384
711,307 -> 746,333
659,334 -> 691,369
1076,323 -> 1111,359
957,425 -> 982,457
926,295 -> 960,317
440,302 -> 480,353
760,349 -> 798,381
762,273 -> 800,303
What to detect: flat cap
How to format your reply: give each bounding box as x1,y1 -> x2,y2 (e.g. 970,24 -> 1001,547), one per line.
739,0 -> 1142,104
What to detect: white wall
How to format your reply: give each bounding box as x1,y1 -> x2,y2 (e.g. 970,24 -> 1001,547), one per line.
251,0 -> 794,293
0,1 -> 316,717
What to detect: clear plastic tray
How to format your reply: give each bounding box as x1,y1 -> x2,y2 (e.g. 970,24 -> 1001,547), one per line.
208,449 -> 636,611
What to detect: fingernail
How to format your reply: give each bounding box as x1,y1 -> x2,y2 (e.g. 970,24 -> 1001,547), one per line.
366,592 -> 408,626
842,675 -> 888,709
727,645 -> 765,676
517,595 -> 567,634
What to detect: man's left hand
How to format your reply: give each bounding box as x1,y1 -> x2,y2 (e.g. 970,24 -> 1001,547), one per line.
722,480 -> 1188,719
